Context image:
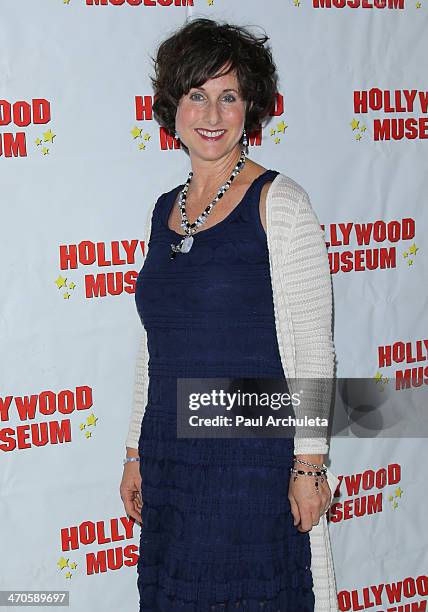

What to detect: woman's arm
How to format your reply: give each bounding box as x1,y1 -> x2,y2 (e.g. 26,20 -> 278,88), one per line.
263,177 -> 335,459
285,188 -> 336,458
125,327 -> 149,453
124,195 -> 161,454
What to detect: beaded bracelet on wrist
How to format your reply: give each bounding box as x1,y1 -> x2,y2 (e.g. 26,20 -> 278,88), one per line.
290,467 -> 326,477
123,457 -> 141,465
290,466 -> 327,491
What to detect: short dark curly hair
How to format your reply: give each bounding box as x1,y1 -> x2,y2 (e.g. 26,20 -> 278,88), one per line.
149,17 -> 278,141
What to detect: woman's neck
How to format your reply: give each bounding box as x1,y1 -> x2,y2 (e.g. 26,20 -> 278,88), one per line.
187,147 -> 245,198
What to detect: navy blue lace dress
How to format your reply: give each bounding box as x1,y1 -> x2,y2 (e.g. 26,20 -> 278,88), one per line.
135,170 -> 315,611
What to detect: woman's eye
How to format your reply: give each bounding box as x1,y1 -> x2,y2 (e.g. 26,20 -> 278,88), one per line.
189,93 -> 236,102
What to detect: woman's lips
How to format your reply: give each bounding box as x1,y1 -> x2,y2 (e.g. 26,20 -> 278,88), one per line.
195,129 -> 227,142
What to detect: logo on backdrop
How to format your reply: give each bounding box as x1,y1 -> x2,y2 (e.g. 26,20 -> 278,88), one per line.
375,338 -> 428,389
337,573 -> 428,611
131,92 -> 286,152
54,240 -> 145,299
328,462 -> 403,522
313,0 -> 407,10
57,515 -> 138,579
0,99 -> 56,158
321,218 -> 419,274
350,89 -> 428,141
84,0 -> 194,6
0,386 -> 96,452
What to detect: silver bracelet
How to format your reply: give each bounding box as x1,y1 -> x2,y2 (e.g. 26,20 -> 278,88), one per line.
123,457 -> 140,465
293,456 -> 326,470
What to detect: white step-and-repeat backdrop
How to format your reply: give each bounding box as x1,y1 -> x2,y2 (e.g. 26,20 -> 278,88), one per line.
1,1 -> 426,610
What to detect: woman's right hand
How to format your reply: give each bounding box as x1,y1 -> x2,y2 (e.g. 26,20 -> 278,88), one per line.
120,460 -> 143,525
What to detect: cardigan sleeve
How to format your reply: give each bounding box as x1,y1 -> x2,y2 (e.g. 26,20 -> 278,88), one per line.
125,328 -> 149,449
286,189 -> 336,456
125,195 -> 161,450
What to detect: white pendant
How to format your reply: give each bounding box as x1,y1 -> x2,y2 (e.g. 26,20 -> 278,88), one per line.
180,235 -> 194,253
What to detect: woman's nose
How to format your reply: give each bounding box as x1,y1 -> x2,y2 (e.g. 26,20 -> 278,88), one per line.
205,101 -> 222,124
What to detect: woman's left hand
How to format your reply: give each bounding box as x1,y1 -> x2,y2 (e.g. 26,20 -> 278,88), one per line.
288,472 -> 332,533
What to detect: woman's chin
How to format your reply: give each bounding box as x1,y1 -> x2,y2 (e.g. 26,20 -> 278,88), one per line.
188,142 -> 240,162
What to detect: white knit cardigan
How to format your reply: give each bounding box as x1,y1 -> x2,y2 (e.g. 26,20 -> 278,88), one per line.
126,172 -> 339,612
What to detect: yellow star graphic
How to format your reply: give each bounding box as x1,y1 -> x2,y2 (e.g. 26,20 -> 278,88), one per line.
131,126 -> 143,139
143,133 -> 151,141
388,495 -> 393,501
360,125 -> 367,132
57,557 -> 69,570
274,137 -> 281,144
43,129 -> 56,143
408,243 -> 418,256
208,0 -> 214,5
355,133 -> 362,141
63,292 -> 71,299
69,562 -> 77,569
270,128 -> 276,136
138,143 -> 146,150
408,259 -> 413,266
64,0 -> 71,4
277,121 -> 287,133
416,1 -> 421,6
65,572 -> 72,579
55,275 -> 67,289
393,501 -> 398,509
395,487 -> 403,498
41,146 -> 49,155
85,430 -> 92,439
374,371 -> 383,382
403,251 -> 408,258
68,281 -> 76,290
35,138 -> 42,146
294,0 -> 301,5
350,119 -> 359,130
80,423 -> 86,431
86,413 -> 98,427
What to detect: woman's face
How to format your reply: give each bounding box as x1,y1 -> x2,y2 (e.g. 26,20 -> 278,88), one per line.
175,67 -> 247,163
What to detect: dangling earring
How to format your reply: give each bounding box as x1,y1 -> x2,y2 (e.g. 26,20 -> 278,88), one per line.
242,128 -> 248,148
174,129 -> 180,140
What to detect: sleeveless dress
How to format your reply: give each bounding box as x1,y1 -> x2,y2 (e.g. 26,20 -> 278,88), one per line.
135,169 -> 315,612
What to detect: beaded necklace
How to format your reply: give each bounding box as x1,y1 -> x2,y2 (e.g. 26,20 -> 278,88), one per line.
169,148 -> 247,260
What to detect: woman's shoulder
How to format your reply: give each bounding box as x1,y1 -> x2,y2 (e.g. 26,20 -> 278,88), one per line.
268,171 -> 309,207
264,173 -> 314,234
267,173 -> 323,241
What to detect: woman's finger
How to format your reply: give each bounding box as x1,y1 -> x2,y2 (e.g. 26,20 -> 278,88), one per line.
289,496 -> 301,527
296,513 -> 312,532
124,499 -> 142,524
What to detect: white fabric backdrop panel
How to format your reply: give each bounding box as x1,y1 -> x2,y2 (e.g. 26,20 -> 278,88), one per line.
0,1 -> 426,610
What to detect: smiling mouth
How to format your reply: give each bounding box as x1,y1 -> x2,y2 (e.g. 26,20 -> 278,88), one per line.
195,129 -> 227,141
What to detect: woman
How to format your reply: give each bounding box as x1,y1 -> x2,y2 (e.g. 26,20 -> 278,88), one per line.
120,17 -> 338,612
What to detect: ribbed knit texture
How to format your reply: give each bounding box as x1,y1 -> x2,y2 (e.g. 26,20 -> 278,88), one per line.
125,172 -> 338,612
